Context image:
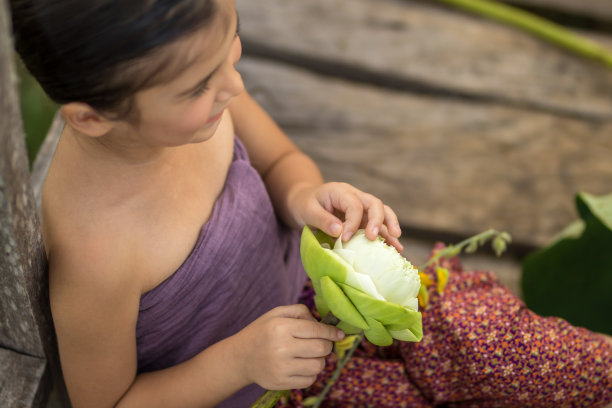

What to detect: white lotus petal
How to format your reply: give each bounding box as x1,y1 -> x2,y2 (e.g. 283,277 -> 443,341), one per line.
346,272 -> 385,301
332,230 -> 420,311
333,248 -> 356,265
402,297 -> 419,311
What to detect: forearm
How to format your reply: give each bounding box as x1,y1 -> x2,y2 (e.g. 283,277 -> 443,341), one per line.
229,91 -> 324,228
117,334 -> 249,408
263,152 -> 324,229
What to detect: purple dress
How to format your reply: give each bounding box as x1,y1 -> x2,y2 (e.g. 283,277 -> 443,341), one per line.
136,136 -> 306,407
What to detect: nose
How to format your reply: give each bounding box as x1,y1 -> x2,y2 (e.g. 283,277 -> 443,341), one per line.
216,37 -> 244,102
216,66 -> 244,102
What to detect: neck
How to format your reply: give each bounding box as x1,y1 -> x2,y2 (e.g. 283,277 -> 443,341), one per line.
64,124 -> 179,169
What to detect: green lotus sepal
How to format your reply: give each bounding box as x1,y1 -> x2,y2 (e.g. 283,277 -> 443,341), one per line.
300,226 -> 423,346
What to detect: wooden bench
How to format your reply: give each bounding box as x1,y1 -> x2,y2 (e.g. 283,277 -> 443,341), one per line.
0,0 -> 67,405
236,0 -> 612,250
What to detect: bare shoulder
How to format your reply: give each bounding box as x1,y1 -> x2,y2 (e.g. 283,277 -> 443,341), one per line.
42,175 -> 140,288
42,181 -> 144,405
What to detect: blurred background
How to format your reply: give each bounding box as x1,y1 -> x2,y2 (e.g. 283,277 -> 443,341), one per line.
18,0 -> 612,335
17,60 -> 56,166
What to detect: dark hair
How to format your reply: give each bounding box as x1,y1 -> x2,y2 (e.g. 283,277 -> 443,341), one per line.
10,0 -> 217,118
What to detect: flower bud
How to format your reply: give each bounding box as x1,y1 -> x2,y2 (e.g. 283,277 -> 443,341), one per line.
301,226 -> 423,346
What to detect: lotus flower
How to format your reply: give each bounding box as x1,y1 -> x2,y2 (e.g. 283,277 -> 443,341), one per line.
300,226 -> 422,346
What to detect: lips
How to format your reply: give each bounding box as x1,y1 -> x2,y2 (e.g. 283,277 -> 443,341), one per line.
206,110 -> 224,124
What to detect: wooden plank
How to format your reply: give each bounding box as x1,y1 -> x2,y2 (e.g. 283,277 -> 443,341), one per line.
0,0 -> 67,405
0,0 -> 47,361
237,56 -> 612,248
0,348 -> 47,408
236,0 -> 612,121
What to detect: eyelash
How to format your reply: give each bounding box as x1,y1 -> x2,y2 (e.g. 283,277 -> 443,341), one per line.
189,23 -> 240,99
191,84 -> 210,98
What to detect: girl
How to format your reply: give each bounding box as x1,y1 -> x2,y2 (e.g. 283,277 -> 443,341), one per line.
10,0 -> 611,407
12,0 -> 401,406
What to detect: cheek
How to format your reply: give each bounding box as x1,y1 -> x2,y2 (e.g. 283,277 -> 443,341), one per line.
174,97 -> 215,132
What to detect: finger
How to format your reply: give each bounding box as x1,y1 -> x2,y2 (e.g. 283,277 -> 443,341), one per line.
320,183 -> 363,242
303,205 -> 343,238
383,205 -> 402,238
287,374 -> 318,390
386,235 -> 404,252
357,193 -> 385,240
379,224 -> 404,252
291,320 -> 344,341
292,338 -> 334,359
273,304 -> 316,322
292,357 -> 327,378
340,200 -> 364,242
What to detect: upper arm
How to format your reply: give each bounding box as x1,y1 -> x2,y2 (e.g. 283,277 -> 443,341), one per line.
47,222 -> 142,407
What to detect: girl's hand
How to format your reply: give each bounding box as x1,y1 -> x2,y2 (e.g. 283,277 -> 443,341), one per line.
235,304 -> 344,390
288,182 -> 403,251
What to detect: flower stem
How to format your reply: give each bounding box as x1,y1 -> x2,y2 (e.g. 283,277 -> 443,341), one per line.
250,389 -> 290,408
310,333 -> 364,408
419,228 -> 509,270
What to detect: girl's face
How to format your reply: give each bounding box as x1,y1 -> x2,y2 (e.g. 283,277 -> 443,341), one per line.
126,1 -> 243,148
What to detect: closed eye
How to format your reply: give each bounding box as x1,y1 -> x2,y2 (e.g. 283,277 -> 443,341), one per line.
181,11 -> 240,99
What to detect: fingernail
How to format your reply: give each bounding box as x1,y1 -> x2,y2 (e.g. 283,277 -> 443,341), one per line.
343,231 -> 352,241
330,223 -> 342,236
371,226 -> 379,237
337,330 -> 345,340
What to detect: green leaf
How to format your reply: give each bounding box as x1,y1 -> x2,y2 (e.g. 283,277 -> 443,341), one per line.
337,283 -> 420,331
492,236 -> 507,256
314,229 -> 336,248
465,241 -> 479,254
313,294 -> 330,319
302,396 -> 319,406
522,192 -> 612,335
363,316 -> 393,346
576,192 -> 612,231
320,276 -> 369,330
388,313 -> 423,342
300,226 -> 356,287
388,327 -> 420,342
336,321 -> 363,335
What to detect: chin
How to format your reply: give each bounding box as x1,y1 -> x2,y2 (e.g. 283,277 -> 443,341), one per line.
188,129 -> 216,144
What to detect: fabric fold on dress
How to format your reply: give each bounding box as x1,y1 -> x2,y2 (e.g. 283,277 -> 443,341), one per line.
136,136 -> 306,407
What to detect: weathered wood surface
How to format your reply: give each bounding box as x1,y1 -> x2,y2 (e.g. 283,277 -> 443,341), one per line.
237,0 -> 612,121
236,0 -> 612,249
0,348 -> 47,408
0,0 -> 67,406
0,0 -> 47,361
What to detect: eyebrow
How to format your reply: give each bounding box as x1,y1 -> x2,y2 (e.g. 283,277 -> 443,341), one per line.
178,12 -> 240,98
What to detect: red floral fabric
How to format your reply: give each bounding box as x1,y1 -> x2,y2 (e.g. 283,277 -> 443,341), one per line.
280,245 -> 612,408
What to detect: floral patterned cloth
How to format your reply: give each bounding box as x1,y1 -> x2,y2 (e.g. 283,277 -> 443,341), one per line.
280,244 -> 612,408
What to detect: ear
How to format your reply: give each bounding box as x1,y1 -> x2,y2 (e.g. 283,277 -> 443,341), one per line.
60,102 -> 115,137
